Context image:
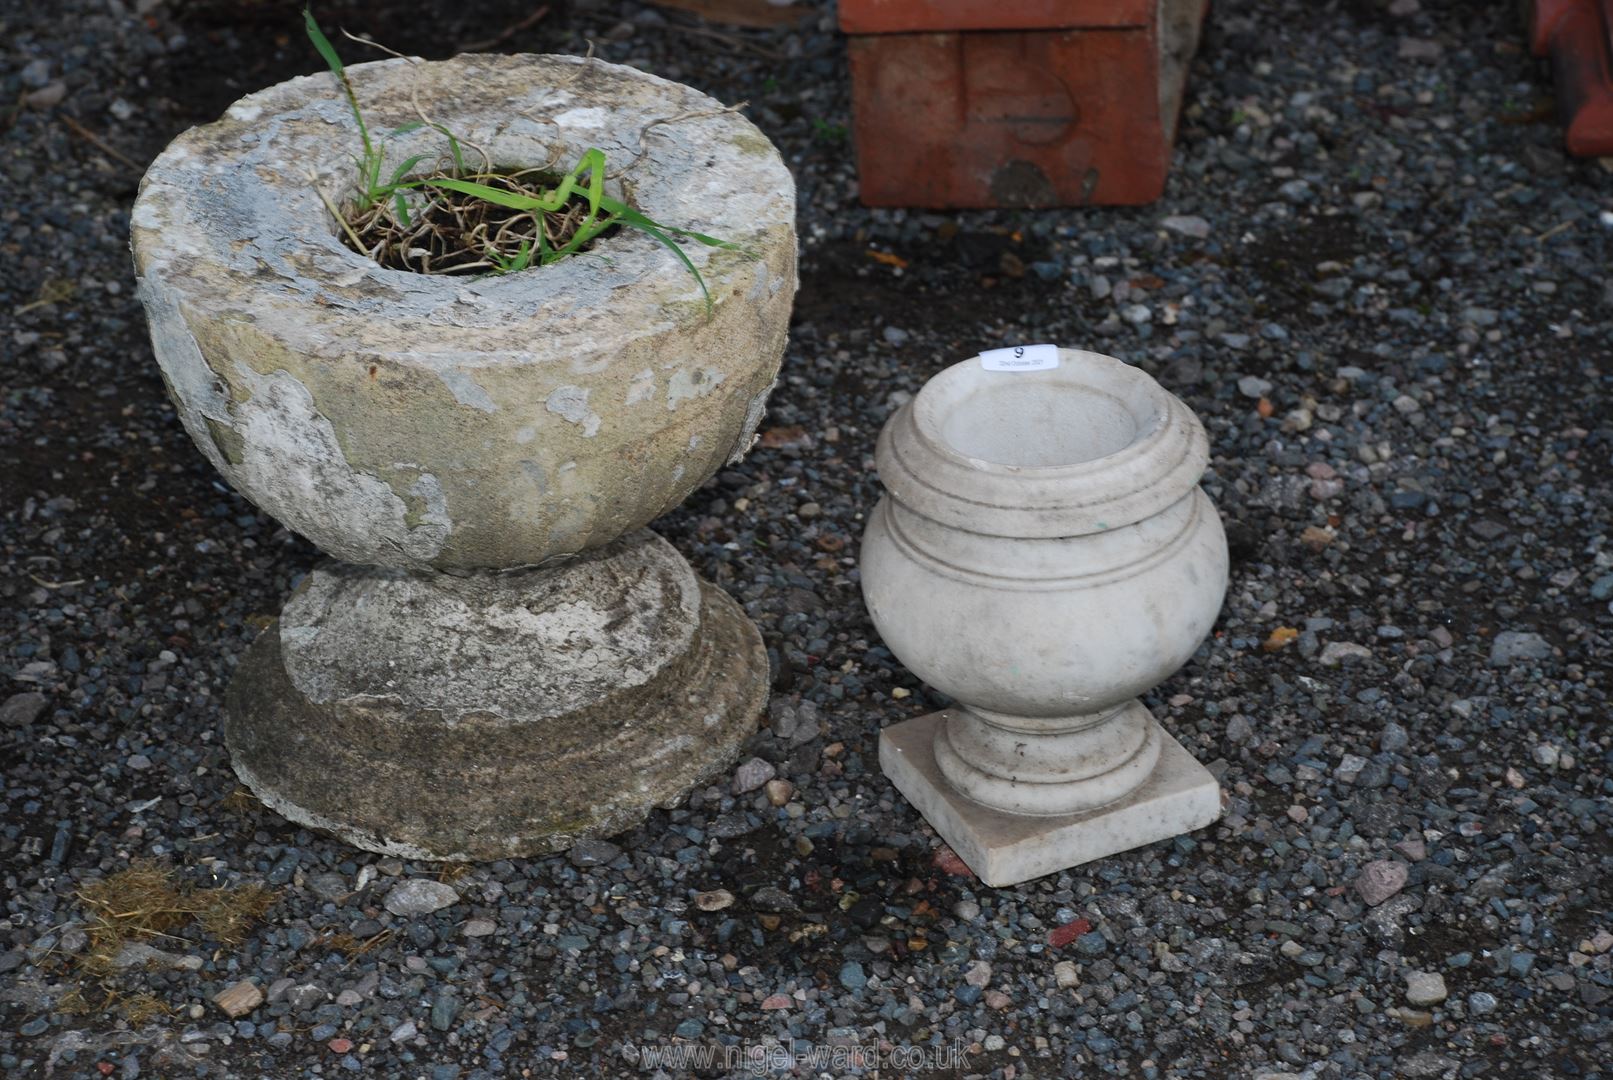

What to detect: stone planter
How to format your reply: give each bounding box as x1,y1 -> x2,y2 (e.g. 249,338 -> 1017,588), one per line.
131,54 -> 796,859
861,349 -> 1225,885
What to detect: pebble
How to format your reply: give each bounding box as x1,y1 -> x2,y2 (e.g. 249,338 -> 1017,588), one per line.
1160,214 -> 1211,239
1404,972 -> 1447,1007
694,889 -> 734,912
462,918 -> 497,937
213,980 -> 264,1018
1238,375 -> 1274,399
763,778 -> 794,805
1053,961 -> 1079,988
1,692 -> 48,728
566,839 -> 621,867
732,756 -> 776,794
1355,861 -> 1409,906
383,879 -> 459,917
1489,631 -> 1551,666
1319,641 -> 1373,666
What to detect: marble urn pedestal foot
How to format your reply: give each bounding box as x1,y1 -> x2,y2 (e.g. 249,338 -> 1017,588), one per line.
131,55 -> 797,858
861,348 -> 1227,886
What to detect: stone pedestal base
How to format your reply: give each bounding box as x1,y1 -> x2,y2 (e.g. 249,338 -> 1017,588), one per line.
880,709 -> 1221,886
223,530 -> 766,861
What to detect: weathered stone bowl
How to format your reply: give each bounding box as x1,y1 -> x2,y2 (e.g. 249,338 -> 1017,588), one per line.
132,55 -> 796,859
132,53 -> 796,570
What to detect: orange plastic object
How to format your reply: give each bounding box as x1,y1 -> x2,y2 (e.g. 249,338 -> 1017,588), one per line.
840,0 -> 1209,207
1527,0 -> 1613,155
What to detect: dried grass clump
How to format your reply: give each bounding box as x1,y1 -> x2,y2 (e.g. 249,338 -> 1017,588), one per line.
52,860 -> 273,1026
75,860 -> 276,975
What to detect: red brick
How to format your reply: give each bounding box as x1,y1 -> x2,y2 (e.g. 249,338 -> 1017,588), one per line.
842,1 -> 1209,207
841,0 -> 1151,33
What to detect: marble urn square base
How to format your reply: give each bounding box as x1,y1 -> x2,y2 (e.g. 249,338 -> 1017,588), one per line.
880,709 -> 1223,887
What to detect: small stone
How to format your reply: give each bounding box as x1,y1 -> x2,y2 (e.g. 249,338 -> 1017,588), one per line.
462,918 -> 497,937
24,81 -> 66,110
1489,631 -> 1551,667
1299,526 -> 1333,551
759,993 -> 791,1010
953,899 -> 980,921
732,757 -> 776,793
1380,722 -> 1409,753
839,961 -> 867,991
389,1020 -> 418,1042
1588,930 -> 1613,954
694,889 -> 735,912
285,983 -> 325,1011
1238,375 -> 1273,399
964,960 -> 992,988
1532,743 -> 1560,768
567,839 -> 621,867
1053,960 -> 1079,988
308,872 -> 349,901
1395,837 -> 1427,862
1335,754 -> 1368,784
1404,971 -> 1447,1007
383,879 -> 459,917
1466,991 -> 1497,1015
984,989 -> 1012,1010
214,980 -> 264,1018
1,692 -> 48,728
1319,641 -> 1372,666
336,989 -> 363,1007
1398,37 -> 1442,60
763,779 -> 794,806
430,994 -> 459,1031
1264,626 -> 1300,651
932,846 -> 974,877
1355,861 -> 1409,906
328,1038 -> 353,1054
750,886 -> 798,914
1161,214 -> 1211,239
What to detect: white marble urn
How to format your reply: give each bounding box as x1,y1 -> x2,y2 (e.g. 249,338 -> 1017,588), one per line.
131,55 -> 796,859
861,348 -> 1227,886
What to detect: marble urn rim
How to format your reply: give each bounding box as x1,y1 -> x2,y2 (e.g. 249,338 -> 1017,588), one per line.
876,348 -> 1210,538
130,53 -> 798,571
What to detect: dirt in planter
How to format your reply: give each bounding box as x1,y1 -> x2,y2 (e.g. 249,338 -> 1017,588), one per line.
341,168 -> 621,276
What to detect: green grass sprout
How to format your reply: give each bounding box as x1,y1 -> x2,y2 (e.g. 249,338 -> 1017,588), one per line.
302,7 -> 741,312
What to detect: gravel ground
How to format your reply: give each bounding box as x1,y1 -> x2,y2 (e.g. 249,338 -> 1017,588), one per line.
4,0 -> 1612,1077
